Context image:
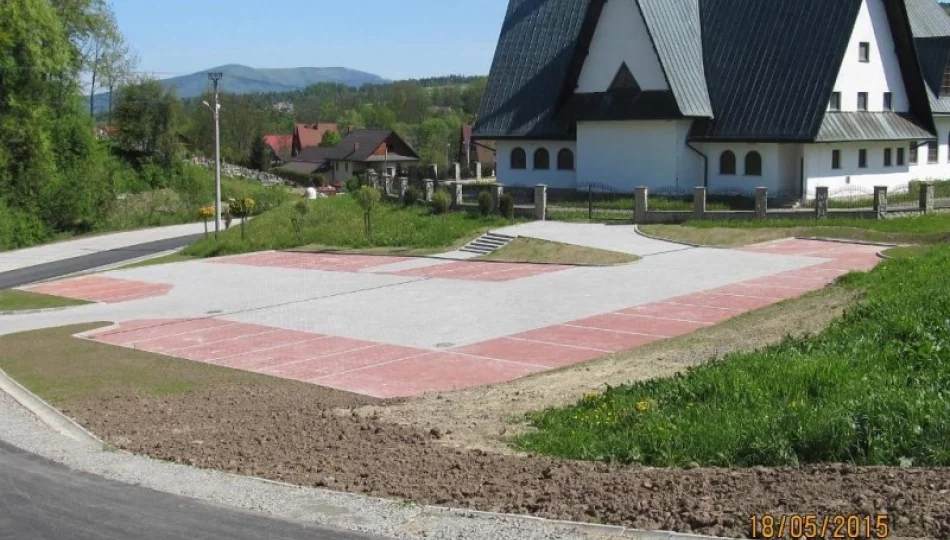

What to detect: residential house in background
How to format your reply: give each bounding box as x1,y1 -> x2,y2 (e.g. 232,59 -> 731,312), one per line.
292,123 -> 340,156
281,129 -> 420,185
458,124 -> 496,177
475,0 -> 950,199
262,134 -> 293,164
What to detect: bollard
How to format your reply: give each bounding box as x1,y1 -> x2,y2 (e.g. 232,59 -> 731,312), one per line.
534,184 -> 548,220
693,187 -> 706,220
635,187 -> 649,223
815,186 -> 829,219
755,187 -> 768,219
874,186 -> 888,219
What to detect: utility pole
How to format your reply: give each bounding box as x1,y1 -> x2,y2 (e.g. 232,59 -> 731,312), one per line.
208,72 -> 224,234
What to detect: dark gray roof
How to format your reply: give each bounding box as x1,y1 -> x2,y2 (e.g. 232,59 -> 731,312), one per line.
276,161 -> 324,175
292,129 -> 419,163
473,0 -> 592,138
559,91 -> 683,122
905,0 -> 950,38
638,0 -> 712,118
692,0 -> 863,141
815,112 -> 935,142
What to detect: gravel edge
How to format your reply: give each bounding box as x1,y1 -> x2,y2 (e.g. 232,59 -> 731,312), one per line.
0,375 -> 733,540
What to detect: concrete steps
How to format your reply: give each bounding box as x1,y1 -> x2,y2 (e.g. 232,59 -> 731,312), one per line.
459,232 -> 516,255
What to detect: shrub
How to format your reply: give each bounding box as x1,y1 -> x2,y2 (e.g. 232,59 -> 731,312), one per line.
499,193 -> 515,219
294,199 -> 310,216
432,189 -> 452,215
478,191 -> 494,216
355,186 -> 382,242
344,175 -> 361,194
403,186 -> 422,207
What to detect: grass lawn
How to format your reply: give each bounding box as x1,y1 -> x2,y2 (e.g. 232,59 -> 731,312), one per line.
480,238 -> 640,265
882,245 -> 931,259
0,290 -> 89,312
516,247 -> 950,467
641,213 -> 950,247
0,323 -> 297,406
183,195 -> 520,258
116,253 -> 196,270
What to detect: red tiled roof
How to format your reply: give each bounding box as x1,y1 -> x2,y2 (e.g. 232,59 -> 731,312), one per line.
294,123 -> 339,150
263,134 -> 293,157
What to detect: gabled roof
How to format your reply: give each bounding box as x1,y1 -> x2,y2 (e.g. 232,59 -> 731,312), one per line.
905,0 -> 950,38
291,129 -> 420,164
476,0 -> 939,141
293,123 -> 338,149
637,0 -> 712,117
907,0 -> 950,114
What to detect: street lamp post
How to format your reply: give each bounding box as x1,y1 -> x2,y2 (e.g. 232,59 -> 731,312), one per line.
206,72 -> 224,234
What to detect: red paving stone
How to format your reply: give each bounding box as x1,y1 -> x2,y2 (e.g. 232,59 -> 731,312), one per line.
80,240 -> 885,398
313,353 -> 545,399
511,325 -> 662,353
569,313 -> 710,337
263,344 -> 426,379
28,276 -> 172,304
453,338 -> 604,368
617,303 -> 742,324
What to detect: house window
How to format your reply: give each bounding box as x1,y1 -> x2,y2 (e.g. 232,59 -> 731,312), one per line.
897,147 -> 905,166
929,141 -> 939,163
744,151 -> 762,176
557,148 -> 574,170
884,148 -> 892,167
534,148 -> 550,170
720,151 -> 737,175
910,143 -> 918,164
832,150 -> 841,170
859,42 -> 870,63
829,92 -> 841,111
884,92 -> 893,111
511,148 -> 527,169
857,92 -> 868,111
859,149 -> 867,168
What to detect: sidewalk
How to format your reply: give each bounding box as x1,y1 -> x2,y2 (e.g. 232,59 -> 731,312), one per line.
0,223 -> 207,274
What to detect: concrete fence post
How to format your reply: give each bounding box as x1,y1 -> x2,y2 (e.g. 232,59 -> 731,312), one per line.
398,178 -> 408,200
492,185 -> 504,212
873,186 -> 888,219
815,186 -> 829,219
476,162 -> 483,183
534,184 -> 548,220
383,177 -> 393,197
424,180 -> 434,203
755,187 -> 768,219
454,163 -> 461,181
635,186 -> 649,223
693,187 -> 706,219
920,182 -> 935,214
453,182 -> 464,208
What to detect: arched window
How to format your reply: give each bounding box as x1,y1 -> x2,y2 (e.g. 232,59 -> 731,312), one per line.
557,148 -> 575,170
534,148 -> 550,170
745,151 -> 763,176
719,151 -> 736,175
511,147 -> 527,170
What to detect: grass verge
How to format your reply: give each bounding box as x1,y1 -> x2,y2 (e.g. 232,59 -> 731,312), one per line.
116,253 -> 197,270
0,290 -> 89,312
516,247 -> 950,467
640,213 -> 950,247
882,245 -> 930,259
183,195 -> 519,258
480,238 -> 639,265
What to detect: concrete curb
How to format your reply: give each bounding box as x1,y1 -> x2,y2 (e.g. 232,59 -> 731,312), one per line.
633,226 -> 708,249
0,368 -> 102,447
795,236 -> 900,248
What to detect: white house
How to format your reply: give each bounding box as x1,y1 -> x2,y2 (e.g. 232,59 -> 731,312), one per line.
474,0 -> 950,199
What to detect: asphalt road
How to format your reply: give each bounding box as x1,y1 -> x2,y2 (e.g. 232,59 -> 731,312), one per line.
0,440 -> 387,540
0,234 -> 203,290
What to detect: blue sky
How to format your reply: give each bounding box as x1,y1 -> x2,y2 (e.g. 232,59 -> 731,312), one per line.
112,0 -> 509,80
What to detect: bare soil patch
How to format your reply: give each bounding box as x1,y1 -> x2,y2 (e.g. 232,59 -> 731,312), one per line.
2,314 -> 949,539
639,224 -> 949,247
480,237 -> 640,265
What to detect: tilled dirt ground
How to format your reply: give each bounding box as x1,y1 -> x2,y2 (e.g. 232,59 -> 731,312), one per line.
36,286 -> 945,539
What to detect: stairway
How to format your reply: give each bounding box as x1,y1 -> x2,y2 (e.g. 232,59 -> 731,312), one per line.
459,232 -> 516,256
